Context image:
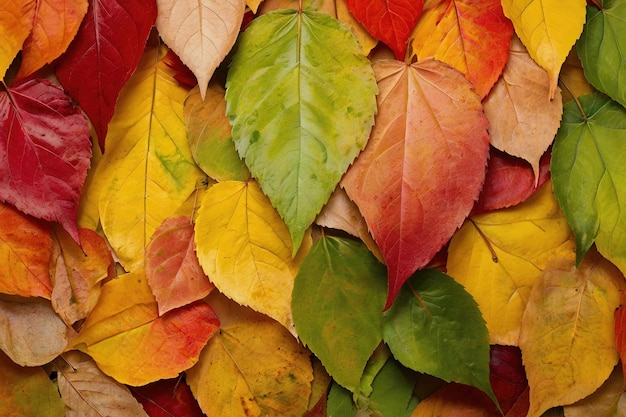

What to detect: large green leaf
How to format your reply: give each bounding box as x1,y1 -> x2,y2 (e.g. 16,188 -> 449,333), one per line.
577,1 -> 626,108
292,236 -> 386,393
551,92 -> 626,272
383,270 -> 497,407
225,8 -> 378,253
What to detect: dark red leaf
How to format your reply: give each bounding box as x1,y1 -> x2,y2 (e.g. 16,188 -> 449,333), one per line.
131,377 -> 206,417
54,0 -> 157,151
0,79 -> 91,242
615,290 -> 626,387
489,345 -> 528,415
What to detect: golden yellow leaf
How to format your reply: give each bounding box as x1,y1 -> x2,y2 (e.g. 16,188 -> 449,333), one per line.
560,49 -> 595,104
194,180 -> 311,336
520,250 -> 621,417
95,42 -> 205,271
0,0 -> 35,79
246,0 -> 263,12
447,182 -> 575,345
501,0 -> 586,98
187,292 -> 313,417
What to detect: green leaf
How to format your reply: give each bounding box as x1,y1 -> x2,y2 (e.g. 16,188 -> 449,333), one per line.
292,236 -> 386,393
383,270 -> 497,407
366,356 -> 419,417
577,1 -> 626,108
225,8 -> 378,253
327,382 -> 356,417
551,92 -> 626,272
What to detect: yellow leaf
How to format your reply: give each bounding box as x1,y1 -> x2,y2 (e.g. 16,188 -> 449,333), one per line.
246,0 -> 262,12
501,0 -> 586,98
560,49 -> 595,104
563,366 -> 626,417
194,180 -> 311,336
0,0 -> 35,79
336,0 -> 377,55
520,250 -> 621,417
187,292 -> 313,417
156,0 -> 246,98
96,42 -> 205,271
447,182 -> 575,345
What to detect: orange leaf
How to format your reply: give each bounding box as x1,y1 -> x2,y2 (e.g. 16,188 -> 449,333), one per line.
342,59 -> 489,308
408,0 -> 513,98
0,203 -> 52,299
146,216 -> 214,315
0,0 -> 36,78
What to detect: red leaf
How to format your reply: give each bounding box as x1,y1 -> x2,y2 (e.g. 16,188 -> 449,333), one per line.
54,0 -> 157,151
162,50 -> 198,90
346,0 -> 424,60
489,346 -> 528,415
0,79 -> 91,242
131,377 -> 206,417
615,290 -> 626,385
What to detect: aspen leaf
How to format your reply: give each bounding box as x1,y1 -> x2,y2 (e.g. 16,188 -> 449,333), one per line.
96,43 -> 205,271
0,0 -> 35,79
194,180 -> 308,335
55,0 -> 157,151
447,182 -> 575,345
0,351 -> 65,417
520,251 -> 621,417
342,59 -> 489,309
483,36 -> 563,180
146,216 -> 214,315
225,8 -> 378,254
500,0 -> 586,98
563,366 -> 626,417
292,236 -> 387,393
408,0 -> 513,98
56,351 -> 149,417
551,92 -> 626,273
0,203 -> 52,299
70,271 -> 220,386
156,0 -> 246,99
16,0 -> 89,79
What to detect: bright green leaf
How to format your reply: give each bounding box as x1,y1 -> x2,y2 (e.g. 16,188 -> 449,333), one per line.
327,382 -> 355,417
577,0 -> 626,108
366,356 -> 419,417
551,92 -> 626,273
225,7 -> 378,253
292,236 -> 386,394
383,270 -> 497,407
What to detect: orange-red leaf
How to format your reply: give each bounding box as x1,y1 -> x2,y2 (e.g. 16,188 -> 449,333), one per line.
0,0 -> 36,79
615,290 -> 626,384
342,59 -> 489,308
146,216 -> 214,315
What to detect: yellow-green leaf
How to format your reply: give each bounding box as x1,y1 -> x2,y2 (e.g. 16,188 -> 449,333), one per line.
447,182 -> 575,345
0,0 -> 35,79
501,0 -> 586,98
520,250 -> 621,417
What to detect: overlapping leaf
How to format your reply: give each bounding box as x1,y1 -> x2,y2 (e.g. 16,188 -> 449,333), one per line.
95,43 -> 205,271
551,92 -> 626,272
0,0 -> 35,79
447,182 -> 575,345
408,0 -> 513,98
342,59 -> 490,308
336,0 -> 378,55
55,0 -> 157,150
501,0 -> 586,98
563,366 -> 626,417
156,0 -> 246,98
0,78 -> 92,242
226,7 -> 378,253
131,378 -> 205,417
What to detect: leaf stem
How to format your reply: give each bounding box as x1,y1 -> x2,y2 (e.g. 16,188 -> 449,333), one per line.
469,219 -> 498,263
558,77 -> 588,122
408,281 -> 433,318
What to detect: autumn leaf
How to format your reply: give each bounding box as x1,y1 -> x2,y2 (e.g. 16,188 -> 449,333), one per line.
345,0 -> 423,60
16,0 -> 89,79
563,366 -> 626,417
225,7 -> 378,253
500,0 -> 586,98
342,59 -> 489,309
0,0 -> 35,79
55,0 -> 157,150
615,290 -> 626,384
146,216 -> 214,315
292,236 -> 387,394
131,377 -> 205,417
69,270 -> 220,386
447,182 -> 575,345
551,92 -> 626,272
94,42 -> 205,271
408,0 -> 513,98
519,251 -> 621,417
0,78 -> 92,243
483,36 -> 563,179
336,0 -> 378,56
560,49 -> 595,104
156,0 -> 246,99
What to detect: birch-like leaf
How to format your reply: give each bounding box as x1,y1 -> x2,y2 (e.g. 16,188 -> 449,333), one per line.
342,59 -> 489,309
156,0 -> 246,98
226,7 -> 378,254
0,0 -> 35,79
95,43 -> 205,271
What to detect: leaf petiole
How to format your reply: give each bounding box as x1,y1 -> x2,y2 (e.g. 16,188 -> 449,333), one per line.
469,219 -> 498,263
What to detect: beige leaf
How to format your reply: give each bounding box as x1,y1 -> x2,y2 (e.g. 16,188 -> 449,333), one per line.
564,366 -> 626,417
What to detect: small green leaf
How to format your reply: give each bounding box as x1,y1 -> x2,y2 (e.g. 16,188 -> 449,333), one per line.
292,236 -> 386,393
367,356 -> 419,417
383,270 -> 497,407
327,382 -> 356,417
577,0 -> 626,108
226,8 -> 378,253
551,92 -> 626,272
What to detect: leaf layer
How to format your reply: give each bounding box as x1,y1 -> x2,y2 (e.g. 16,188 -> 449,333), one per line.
0,0 -> 35,78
